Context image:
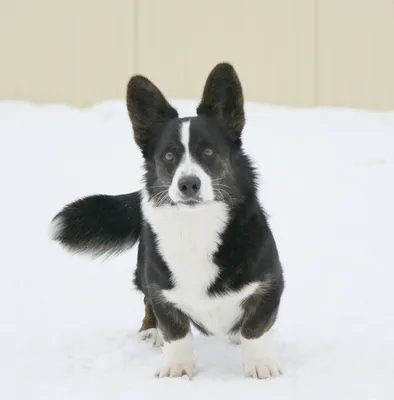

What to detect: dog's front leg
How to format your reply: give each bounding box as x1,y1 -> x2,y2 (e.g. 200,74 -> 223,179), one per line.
240,299 -> 282,379
152,299 -> 195,379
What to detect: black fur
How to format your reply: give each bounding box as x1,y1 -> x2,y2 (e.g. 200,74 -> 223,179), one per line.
126,75 -> 178,155
197,62 -> 245,144
51,192 -> 142,257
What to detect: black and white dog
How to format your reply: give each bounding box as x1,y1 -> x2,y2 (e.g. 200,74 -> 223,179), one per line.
50,63 -> 284,379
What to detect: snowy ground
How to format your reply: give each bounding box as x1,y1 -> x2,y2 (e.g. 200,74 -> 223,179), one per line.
1,99 -> 394,399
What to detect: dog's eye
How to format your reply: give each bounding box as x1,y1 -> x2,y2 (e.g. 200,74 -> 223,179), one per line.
203,148 -> 215,157
164,152 -> 174,161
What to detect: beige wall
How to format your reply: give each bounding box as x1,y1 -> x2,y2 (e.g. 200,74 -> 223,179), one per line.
0,0 -> 393,109
317,0 -> 394,110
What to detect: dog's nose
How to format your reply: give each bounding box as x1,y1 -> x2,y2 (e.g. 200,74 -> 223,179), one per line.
178,176 -> 201,198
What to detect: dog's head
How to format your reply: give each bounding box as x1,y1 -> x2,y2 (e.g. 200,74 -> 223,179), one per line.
126,63 -> 256,208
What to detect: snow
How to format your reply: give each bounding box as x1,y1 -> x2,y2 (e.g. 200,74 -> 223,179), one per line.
1,99 -> 394,399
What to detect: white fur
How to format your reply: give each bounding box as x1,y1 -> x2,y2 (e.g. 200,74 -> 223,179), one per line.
241,334 -> 281,379
168,120 -> 215,203
157,332 -> 196,378
48,216 -> 63,240
228,332 -> 241,345
142,191 -> 259,336
165,282 -> 259,336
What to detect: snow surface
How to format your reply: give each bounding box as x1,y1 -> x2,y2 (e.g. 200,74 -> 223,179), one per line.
1,99 -> 394,399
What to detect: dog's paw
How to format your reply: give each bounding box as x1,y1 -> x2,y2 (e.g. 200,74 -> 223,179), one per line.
243,356 -> 281,379
228,332 -> 241,345
241,334 -> 282,379
156,361 -> 196,379
138,328 -> 164,347
156,332 -> 195,378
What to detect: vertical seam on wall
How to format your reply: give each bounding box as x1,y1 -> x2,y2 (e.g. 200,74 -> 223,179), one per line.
133,0 -> 139,73
314,0 -> 319,106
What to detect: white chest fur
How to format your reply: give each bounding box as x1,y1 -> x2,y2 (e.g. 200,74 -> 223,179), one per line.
142,196 -> 259,335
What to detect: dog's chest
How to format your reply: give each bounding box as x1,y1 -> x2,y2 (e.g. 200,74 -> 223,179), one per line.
142,200 -> 258,334
164,283 -> 259,335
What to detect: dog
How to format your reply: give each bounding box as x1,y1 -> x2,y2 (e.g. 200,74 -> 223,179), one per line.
50,62 -> 285,379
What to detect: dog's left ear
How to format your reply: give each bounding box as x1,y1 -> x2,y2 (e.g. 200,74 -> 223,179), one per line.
197,63 -> 245,142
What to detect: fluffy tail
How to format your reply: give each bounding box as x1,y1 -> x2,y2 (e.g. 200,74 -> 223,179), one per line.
49,191 -> 142,257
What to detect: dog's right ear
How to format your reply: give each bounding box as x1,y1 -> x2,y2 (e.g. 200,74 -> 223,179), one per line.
126,75 -> 178,152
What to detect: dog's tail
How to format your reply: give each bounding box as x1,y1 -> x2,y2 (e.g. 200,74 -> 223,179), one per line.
49,191 -> 142,257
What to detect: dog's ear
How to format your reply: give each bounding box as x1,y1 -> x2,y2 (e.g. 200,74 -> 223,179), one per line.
126,75 -> 178,152
197,63 -> 245,142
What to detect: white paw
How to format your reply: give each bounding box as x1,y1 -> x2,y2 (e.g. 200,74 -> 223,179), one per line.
156,361 -> 196,379
243,356 -> 281,379
241,334 -> 282,379
138,328 -> 164,347
228,332 -> 241,345
156,332 -> 195,379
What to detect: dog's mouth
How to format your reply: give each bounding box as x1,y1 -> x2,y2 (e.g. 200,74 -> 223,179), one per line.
150,188 -> 212,207
177,198 -> 202,206
151,196 -> 204,207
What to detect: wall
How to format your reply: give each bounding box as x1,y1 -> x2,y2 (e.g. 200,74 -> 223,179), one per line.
0,0 -> 393,109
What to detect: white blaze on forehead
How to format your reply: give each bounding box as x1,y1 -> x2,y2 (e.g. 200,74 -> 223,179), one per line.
168,120 -> 214,203
180,120 -> 191,160
178,120 -> 197,175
